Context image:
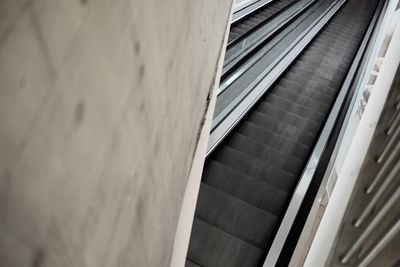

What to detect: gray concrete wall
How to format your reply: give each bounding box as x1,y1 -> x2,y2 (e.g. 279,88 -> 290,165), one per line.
0,1 -> 232,266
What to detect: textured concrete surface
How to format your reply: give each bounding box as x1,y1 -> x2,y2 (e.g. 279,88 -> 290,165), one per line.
170,10 -> 232,266
0,0 -> 232,266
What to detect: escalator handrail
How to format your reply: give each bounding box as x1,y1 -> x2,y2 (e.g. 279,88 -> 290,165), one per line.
232,0 -> 275,24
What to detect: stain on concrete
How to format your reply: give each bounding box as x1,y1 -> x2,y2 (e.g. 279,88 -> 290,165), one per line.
31,249 -> 45,267
3,169 -> 11,184
134,42 -> 140,55
154,138 -> 160,155
29,8 -> 56,79
139,101 -> 146,113
74,100 -> 85,126
19,78 -> 27,90
138,64 -> 145,82
80,0 -> 88,5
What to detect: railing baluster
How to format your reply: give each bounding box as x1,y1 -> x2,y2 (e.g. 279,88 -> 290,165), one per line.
376,124 -> 400,163
395,93 -> 400,109
385,93 -> 399,120
396,98 -> 400,110
340,188 -> 400,264
386,108 -> 400,135
357,220 -> 400,267
355,160 -> 400,227
366,141 -> 400,194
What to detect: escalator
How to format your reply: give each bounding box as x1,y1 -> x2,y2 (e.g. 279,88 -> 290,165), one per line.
228,0 -> 297,44
186,0 -> 381,266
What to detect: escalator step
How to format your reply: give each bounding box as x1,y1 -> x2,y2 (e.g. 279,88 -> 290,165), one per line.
277,77 -> 337,98
195,184 -> 278,248
253,101 -> 322,133
293,60 -> 348,81
237,121 -> 311,158
203,160 -> 290,215
227,133 -> 305,174
263,94 -> 326,121
246,112 -> 316,146
258,101 -> 325,125
271,85 -> 331,109
249,111 -> 319,136
284,66 -> 344,90
187,219 -> 263,267
214,146 -> 296,191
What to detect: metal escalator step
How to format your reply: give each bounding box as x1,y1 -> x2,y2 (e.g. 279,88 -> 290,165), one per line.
229,32 -> 240,40
237,23 -> 253,32
227,133 -> 304,174
237,121 -> 311,159
249,110 -> 320,138
242,20 -> 258,28
277,76 -> 337,98
249,110 -> 319,136
286,65 -> 347,94
311,36 -> 360,50
272,0 -> 294,9
253,101 -> 321,133
214,146 -> 296,191
331,17 -> 371,30
249,109 -> 316,144
264,93 -> 326,119
296,49 -> 349,66
258,99 -> 325,125
271,85 -> 331,109
299,51 -> 353,68
196,183 -> 278,248
319,29 -> 364,42
302,46 -> 357,64
248,17 -> 264,24
300,48 -> 353,66
315,30 -> 359,44
244,111 -> 316,147
187,219 -> 263,267
291,60 -> 347,82
253,14 -> 267,20
232,27 -> 247,35
238,121 -> 311,156
305,39 -> 359,55
281,72 -> 339,96
259,6 -> 279,15
203,160 -> 290,215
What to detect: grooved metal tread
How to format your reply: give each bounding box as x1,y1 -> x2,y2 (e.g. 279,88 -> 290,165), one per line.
186,0 -> 379,266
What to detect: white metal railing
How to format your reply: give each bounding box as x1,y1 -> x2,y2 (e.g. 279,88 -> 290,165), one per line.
339,73 -> 400,265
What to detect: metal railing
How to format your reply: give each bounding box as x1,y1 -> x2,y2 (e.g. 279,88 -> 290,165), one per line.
332,65 -> 400,266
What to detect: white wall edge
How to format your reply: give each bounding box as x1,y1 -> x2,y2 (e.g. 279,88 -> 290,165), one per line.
169,3 -> 234,266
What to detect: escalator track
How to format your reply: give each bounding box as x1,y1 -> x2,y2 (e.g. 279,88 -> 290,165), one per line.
186,0 -> 380,266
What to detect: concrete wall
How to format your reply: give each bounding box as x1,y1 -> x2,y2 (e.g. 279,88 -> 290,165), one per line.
0,0 -> 232,266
